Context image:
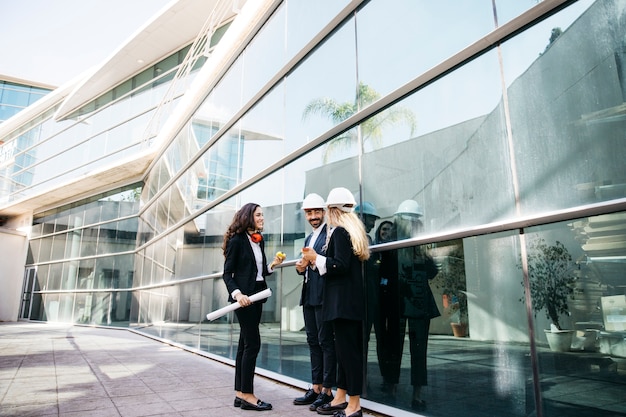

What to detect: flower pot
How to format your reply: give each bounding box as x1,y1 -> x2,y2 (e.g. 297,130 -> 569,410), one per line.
544,329 -> 574,352
451,322 -> 467,337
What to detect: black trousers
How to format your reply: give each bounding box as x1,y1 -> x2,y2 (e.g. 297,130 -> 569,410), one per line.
332,318 -> 363,396
303,304 -> 337,387
234,301 -> 263,394
403,317 -> 430,387
377,285 -> 403,384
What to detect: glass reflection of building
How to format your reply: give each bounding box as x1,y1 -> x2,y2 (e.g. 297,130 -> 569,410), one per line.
0,1 -> 625,416
0,77 -> 53,200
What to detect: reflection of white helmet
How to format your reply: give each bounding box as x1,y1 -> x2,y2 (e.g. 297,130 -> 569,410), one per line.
355,201 -> 380,218
395,199 -> 424,217
325,187 -> 356,212
302,193 -> 326,210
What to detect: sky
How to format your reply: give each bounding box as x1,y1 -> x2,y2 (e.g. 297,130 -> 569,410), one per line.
0,0 -> 171,87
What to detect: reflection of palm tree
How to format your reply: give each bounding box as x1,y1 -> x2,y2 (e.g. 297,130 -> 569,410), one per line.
302,82 -> 416,162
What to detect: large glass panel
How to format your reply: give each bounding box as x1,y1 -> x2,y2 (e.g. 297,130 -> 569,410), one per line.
50,234 -> 66,261
40,294 -> 60,321
363,232 -> 538,415
240,3 -> 286,105
35,264 -> 49,292
284,0 -> 352,62
361,49 -> 506,239
503,1 -> 621,215
524,213 -> 626,416
196,57 -> 244,142
284,18 -> 358,159
111,290 -> 132,325
38,236 -> 53,263
195,279 -> 235,355
356,0 -> 494,100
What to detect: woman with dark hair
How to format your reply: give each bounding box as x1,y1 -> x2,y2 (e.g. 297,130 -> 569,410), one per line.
375,220 -> 394,245
222,202 -> 284,412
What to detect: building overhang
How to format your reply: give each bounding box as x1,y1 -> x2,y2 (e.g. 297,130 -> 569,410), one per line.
0,150 -> 155,216
54,0 -> 240,121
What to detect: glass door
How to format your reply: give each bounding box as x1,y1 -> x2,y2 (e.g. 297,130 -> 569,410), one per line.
20,267 -> 37,319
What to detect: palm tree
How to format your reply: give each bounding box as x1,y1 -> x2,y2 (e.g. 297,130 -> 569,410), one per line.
302,82 -> 416,162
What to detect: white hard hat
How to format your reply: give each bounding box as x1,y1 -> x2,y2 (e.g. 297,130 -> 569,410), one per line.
325,187 -> 356,212
395,199 -> 424,217
355,201 -> 379,218
302,193 -> 326,210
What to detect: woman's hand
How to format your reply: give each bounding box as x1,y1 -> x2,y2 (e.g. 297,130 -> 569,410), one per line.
235,293 -> 252,307
270,251 -> 286,269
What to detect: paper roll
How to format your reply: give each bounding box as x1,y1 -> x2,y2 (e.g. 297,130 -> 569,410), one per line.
206,288 -> 272,321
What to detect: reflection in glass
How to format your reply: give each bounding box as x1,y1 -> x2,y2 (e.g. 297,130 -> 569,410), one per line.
357,0 -> 494,99
284,17 -> 357,158
361,48 -> 509,237
523,214 -> 626,416
503,1 -> 623,214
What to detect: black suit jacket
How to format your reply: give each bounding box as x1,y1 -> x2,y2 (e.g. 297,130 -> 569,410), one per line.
321,226 -> 365,322
222,233 -> 270,303
299,224 -> 328,307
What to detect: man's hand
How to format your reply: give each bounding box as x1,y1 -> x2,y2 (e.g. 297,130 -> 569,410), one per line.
295,258 -> 309,273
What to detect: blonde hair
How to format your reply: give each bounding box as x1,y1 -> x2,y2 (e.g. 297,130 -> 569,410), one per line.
326,207 -> 370,261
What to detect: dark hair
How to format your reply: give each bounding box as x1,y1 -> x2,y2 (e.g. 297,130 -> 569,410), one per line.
222,203 -> 260,254
375,220 -> 394,244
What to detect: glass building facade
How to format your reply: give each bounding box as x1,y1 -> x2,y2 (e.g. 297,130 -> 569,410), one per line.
1,1 -> 625,416
0,79 -> 51,124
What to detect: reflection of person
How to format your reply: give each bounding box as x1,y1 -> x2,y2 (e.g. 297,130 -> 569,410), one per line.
301,187 -> 370,417
355,202 -> 380,367
355,202 -> 379,237
374,220 -> 404,395
293,193 -> 336,411
222,203 -> 284,412
394,200 -> 440,412
375,221 -> 394,245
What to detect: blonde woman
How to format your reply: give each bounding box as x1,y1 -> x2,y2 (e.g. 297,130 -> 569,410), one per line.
301,187 -> 370,417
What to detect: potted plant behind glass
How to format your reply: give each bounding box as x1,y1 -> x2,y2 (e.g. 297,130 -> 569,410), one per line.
521,238 -> 576,351
435,244 -> 468,337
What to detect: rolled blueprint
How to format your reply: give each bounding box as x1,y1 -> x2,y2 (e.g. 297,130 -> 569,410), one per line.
206,288 -> 272,321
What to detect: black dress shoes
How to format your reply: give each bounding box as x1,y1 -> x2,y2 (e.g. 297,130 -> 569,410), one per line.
234,396 -> 242,407
333,410 -> 363,417
241,398 -> 273,411
309,392 -> 334,411
411,399 -> 426,411
294,388 -> 318,405
316,401 -> 347,415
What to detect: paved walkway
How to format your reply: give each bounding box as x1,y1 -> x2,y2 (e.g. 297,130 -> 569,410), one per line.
0,322 -> 385,417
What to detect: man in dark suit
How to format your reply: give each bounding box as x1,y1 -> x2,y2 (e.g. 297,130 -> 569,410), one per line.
293,193 -> 336,411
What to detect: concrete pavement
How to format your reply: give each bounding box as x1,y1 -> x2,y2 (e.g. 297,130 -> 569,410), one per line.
0,322 -> 385,417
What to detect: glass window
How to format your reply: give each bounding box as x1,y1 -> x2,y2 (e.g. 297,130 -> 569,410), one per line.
284,18 -> 358,159
503,0 -> 624,215
523,213 -> 626,416
38,236 -> 53,263
356,0 -> 494,99
240,4 -> 286,105
284,0 -> 351,61
362,49 -> 507,239
50,234 -> 66,261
